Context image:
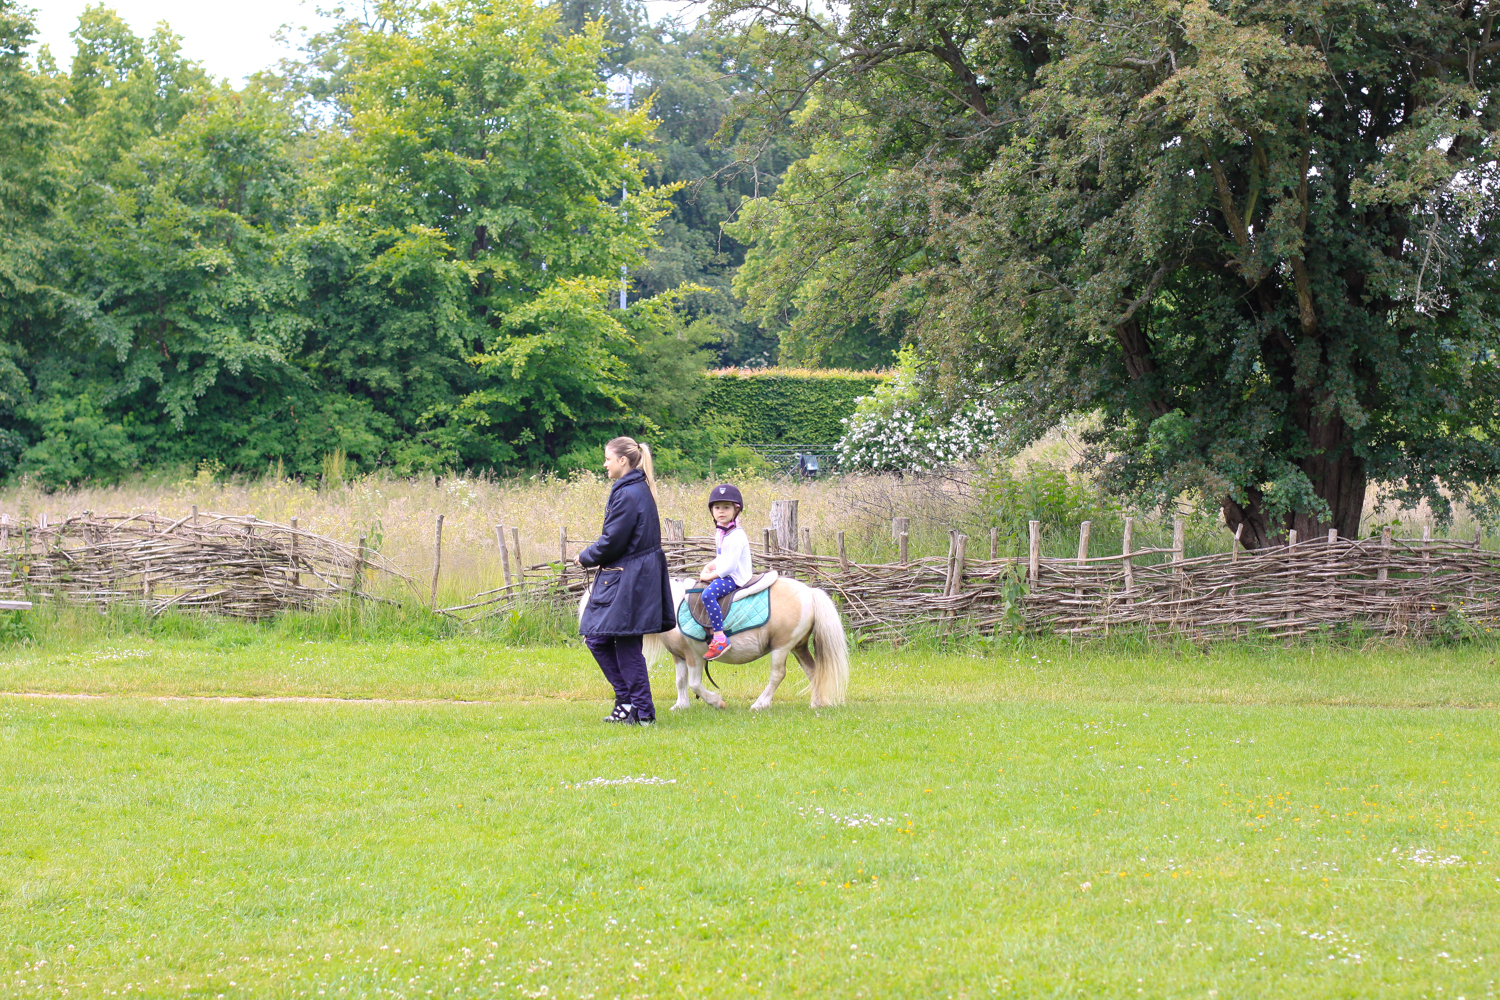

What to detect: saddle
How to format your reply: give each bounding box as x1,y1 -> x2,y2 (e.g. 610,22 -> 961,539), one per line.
685,570 -> 779,632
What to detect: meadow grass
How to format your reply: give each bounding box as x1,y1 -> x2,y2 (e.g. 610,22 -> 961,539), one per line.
8,460 -> 1495,612
2,624 -> 1498,998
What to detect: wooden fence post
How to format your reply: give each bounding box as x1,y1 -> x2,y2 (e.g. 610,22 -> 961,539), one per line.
191,505 -> 198,526
945,533 -> 967,596
1075,520 -> 1090,599
771,500 -> 799,552
1122,516 -> 1135,594
892,516 -> 909,542
663,518 -> 685,574
898,530 -> 909,566
559,526 -> 568,578
1230,523 -> 1243,600
801,526 -> 812,554
431,514 -> 445,608
0,512 -> 8,548
1377,524 -> 1391,597
1172,518 -> 1185,576
763,527 -> 774,556
510,527 -> 525,588
290,517 -> 300,590
353,535 -> 367,595
496,525 -> 513,589
1028,520 -> 1041,587
1422,523 -> 1432,584
990,526 -> 999,562
838,531 -> 849,571
1472,527 -> 1482,601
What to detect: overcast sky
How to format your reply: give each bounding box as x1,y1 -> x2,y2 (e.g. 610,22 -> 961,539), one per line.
32,0 -> 702,84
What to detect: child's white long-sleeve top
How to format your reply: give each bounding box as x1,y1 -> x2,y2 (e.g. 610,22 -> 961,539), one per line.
714,526 -> 753,587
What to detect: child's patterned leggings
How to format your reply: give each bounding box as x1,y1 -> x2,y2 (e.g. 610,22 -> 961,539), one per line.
702,577 -> 737,632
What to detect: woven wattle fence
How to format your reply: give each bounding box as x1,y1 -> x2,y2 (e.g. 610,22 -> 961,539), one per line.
446,513 -> 1495,641
0,511 -> 409,619
5,505 -> 1488,639
709,519 -> 1494,640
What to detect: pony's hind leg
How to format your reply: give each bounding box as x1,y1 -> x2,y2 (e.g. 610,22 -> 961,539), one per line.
791,643 -> 820,707
751,646 -> 790,711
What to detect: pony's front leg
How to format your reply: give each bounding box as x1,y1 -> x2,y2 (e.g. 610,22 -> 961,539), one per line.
671,654 -> 692,710
687,650 -> 726,709
750,646 -> 789,711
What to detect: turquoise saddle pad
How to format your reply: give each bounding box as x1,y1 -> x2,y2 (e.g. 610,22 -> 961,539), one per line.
676,588 -> 771,642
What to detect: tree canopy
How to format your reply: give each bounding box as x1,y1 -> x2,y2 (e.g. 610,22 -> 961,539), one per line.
2,0 -> 801,484
720,0 -> 1500,545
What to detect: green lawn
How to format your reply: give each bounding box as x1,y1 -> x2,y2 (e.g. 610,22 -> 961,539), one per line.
1,633 -> 1498,998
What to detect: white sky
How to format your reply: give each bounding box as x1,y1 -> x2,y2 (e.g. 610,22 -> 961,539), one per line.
31,0 -> 702,84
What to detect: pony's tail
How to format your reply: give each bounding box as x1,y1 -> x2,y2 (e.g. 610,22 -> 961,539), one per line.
809,587 -> 849,707
642,630 -> 670,668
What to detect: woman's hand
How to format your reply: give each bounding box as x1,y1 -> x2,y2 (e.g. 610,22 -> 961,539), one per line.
575,555 -> 587,568
698,561 -> 717,582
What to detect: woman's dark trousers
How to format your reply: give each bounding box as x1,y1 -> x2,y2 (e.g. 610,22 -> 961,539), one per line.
585,635 -> 654,720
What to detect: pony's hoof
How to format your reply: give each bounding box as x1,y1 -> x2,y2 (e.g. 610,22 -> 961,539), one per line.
750,699 -> 772,711
670,700 -> 690,711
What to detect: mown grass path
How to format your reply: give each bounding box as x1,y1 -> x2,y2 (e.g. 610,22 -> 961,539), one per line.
1,638 -> 1497,998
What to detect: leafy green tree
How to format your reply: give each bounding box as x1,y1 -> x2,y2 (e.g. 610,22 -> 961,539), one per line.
0,0 -> 66,473
715,0 -> 1500,546
299,0 -> 672,469
726,101 -> 903,367
624,18 -> 794,366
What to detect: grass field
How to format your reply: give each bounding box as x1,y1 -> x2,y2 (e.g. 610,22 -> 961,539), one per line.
2,627 -> 1499,998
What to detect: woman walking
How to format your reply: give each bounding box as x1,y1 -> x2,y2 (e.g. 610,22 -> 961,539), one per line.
576,436 -> 675,725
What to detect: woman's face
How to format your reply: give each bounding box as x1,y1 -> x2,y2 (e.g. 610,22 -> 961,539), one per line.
710,502 -> 739,528
603,448 -> 631,481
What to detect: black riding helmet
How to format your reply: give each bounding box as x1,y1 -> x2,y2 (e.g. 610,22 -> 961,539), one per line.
708,483 -> 744,511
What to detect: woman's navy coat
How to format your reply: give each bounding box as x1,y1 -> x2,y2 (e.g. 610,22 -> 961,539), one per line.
578,469 -> 676,637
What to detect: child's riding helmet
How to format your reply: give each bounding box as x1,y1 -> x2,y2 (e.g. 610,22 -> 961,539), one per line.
708,483 -> 744,510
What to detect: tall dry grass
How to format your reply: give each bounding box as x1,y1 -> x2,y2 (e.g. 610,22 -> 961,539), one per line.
3,458 -> 1487,608
0,469 -> 985,606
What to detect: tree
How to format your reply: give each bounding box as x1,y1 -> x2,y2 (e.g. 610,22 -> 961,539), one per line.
623,17 -> 795,366
716,0 -> 1500,546
0,0 -> 65,473
300,0 -> 672,469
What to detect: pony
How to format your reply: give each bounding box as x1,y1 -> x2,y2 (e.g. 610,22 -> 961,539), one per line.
581,575 -> 849,711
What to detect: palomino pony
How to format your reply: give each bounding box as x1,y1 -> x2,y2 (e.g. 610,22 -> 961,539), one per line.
581,575 -> 849,710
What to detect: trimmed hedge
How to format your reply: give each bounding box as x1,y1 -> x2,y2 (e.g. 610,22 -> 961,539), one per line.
701,368 -> 891,445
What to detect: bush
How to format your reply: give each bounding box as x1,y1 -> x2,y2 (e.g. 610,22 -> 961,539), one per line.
834,349 -> 1012,472
977,463 -> 1124,557
702,367 -> 889,446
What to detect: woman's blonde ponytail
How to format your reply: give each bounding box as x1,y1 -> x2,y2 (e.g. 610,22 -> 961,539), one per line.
637,442 -> 657,496
605,436 -> 657,498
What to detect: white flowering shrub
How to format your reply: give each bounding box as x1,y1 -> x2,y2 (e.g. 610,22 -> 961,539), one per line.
836,353 -> 1014,472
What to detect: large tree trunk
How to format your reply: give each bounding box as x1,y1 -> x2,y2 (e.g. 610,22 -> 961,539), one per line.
1221,410 -> 1365,549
